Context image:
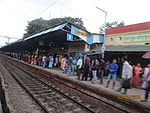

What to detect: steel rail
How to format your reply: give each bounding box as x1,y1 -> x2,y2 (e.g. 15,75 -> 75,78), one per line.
2,55 -> 150,113
15,63 -> 132,113
1,62 -> 51,113
1,58 -> 96,113
1,56 -> 133,113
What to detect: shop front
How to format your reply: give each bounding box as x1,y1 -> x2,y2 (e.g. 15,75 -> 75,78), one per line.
105,21 -> 150,66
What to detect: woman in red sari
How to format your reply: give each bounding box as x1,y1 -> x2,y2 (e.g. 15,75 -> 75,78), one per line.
132,63 -> 143,87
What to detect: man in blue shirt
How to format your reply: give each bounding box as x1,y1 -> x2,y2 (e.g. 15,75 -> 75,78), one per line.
106,59 -> 118,89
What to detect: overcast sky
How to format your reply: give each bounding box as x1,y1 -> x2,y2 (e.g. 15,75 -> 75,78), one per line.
0,0 -> 150,46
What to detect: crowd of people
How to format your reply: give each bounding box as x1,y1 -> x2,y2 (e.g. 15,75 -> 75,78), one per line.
23,53 -> 150,102
24,54 -> 60,68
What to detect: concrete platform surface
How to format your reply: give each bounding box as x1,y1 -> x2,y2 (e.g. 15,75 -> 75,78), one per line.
32,66 -> 150,106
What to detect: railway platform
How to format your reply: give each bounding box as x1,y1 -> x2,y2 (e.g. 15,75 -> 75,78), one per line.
0,54 -> 150,113
27,65 -> 150,107
30,65 -> 150,106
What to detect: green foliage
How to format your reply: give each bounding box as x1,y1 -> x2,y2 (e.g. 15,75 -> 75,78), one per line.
106,21 -> 125,28
23,17 -> 85,38
99,21 -> 125,34
23,18 -> 48,38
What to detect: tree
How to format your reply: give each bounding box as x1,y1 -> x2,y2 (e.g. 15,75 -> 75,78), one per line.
99,21 -> 125,34
23,18 -> 49,38
23,17 -> 85,38
47,17 -> 84,27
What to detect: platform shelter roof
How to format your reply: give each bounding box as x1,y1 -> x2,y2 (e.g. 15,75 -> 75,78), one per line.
0,22 -> 104,52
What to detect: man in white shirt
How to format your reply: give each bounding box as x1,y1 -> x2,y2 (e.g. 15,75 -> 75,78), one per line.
116,58 -> 133,94
76,57 -> 83,80
122,61 -> 132,79
42,55 -> 46,67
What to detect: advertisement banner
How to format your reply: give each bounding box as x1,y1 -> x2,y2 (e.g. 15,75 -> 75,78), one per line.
71,25 -> 104,45
71,25 -> 91,42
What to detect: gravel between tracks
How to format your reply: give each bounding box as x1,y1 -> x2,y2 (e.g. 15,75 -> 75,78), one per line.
0,61 -> 44,113
2,58 -> 93,113
1,55 -> 145,113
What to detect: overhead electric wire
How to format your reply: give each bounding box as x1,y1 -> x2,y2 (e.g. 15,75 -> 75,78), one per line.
35,0 -> 58,18
30,0 -> 53,17
29,0 -> 58,20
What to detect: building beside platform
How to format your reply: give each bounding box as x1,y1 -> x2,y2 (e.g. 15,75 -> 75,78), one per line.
105,21 -> 150,66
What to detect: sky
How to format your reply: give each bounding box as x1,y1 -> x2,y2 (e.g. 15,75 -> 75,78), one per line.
0,0 -> 150,47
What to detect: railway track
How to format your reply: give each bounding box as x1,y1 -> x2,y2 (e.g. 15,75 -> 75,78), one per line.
1,59 -> 97,113
1,54 -> 150,113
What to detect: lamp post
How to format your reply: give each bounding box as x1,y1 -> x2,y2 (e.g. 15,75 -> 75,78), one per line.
96,6 -> 107,59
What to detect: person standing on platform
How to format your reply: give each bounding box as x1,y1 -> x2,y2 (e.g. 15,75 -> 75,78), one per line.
31,54 -> 34,64
27,54 -> 31,64
53,55 -> 58,67
89,58 -> 96,80
141,64 -> 150,102
64,56 -> 68,74
105,60 -> 111,77
72,58 -> 76,75
91,59 -> 99,84
54,56 -> 59,67
38,55 -> 42,66
59,55 -> 63,67
34,54 -> 38,65
106,59 -> 118,89
132,63 -> 143,88
68,55 -> 73,75
81,55 -> 91,81
76,57 -> 83,80
116,58 -> 133,94
48,56 -> 53,68
42,55 -> 46,68
46,55 -> 49,67
98,59 -> 106,84
61,56 -> 66,72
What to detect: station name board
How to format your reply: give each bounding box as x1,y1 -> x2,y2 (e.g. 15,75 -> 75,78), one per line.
123,33 -> 150,43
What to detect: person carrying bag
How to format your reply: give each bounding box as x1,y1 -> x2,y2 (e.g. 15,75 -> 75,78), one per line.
116,58 -> 132,94
122,75 -> 131,89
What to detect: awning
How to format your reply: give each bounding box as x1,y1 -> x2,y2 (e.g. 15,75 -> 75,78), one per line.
24,23 -> 67,41
142,51 -> 150,59
0,22 -> 104,52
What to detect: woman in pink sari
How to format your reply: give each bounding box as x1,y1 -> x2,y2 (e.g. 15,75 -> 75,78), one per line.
132,63 -> 143,87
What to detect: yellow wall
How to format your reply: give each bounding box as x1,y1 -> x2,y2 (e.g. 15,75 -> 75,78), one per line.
105,30 -> 150,45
